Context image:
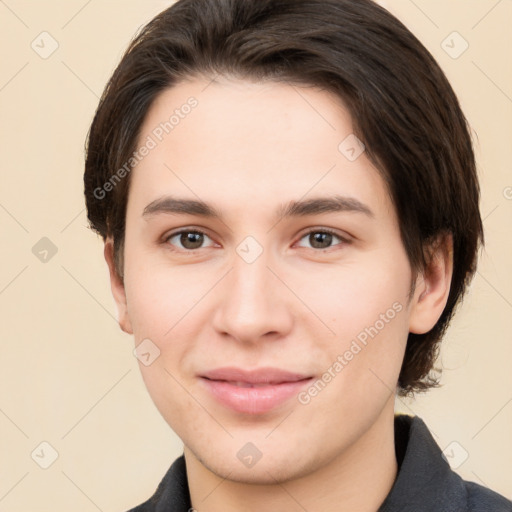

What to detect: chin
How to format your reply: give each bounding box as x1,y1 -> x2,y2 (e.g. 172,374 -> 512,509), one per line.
195,446 -> 315,485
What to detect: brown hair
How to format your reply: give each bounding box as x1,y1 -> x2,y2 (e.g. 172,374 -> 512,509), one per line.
84,0 -> 484,396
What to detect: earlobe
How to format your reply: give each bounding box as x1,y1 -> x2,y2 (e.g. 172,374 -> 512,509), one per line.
104,238 -> 133,335
409,233 -> 453,334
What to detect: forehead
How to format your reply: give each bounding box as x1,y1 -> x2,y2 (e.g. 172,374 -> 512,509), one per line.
129,76 -> 395,222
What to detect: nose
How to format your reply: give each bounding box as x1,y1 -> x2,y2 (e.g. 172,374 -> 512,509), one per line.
211,246 -> 294,345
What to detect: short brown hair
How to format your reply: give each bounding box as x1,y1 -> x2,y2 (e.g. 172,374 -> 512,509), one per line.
84,0 -> 484,396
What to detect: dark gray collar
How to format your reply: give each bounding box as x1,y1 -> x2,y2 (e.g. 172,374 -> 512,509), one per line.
378,414 -> 466,511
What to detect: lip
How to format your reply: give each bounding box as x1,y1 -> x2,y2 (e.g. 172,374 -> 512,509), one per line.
199,367 -> 313,414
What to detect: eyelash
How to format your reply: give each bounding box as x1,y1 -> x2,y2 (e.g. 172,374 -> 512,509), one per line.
162,227 -> 351,253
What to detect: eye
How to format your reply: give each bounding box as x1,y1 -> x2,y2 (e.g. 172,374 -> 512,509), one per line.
295,228 -> 349,250
164,229 -> 216,251
163,227 -> 350,252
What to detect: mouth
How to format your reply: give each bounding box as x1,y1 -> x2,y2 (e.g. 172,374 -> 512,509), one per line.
198,367 -> 313,414
205,380 -> 297,388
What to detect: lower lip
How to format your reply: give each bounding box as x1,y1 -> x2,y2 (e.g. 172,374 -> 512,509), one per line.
200,377 -> 312,414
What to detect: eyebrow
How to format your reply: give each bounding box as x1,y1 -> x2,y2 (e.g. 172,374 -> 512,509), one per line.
142,194 -> 374,222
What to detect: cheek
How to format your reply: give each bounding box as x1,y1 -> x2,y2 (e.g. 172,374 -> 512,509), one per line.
123,261 -> 201,414
299,260 -> 410,397
300,259 -> 410,339
123,253 -> 221,397
124,253 -> 212,339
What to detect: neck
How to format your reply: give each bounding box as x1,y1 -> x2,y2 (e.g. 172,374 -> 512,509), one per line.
185,400 -> 398,512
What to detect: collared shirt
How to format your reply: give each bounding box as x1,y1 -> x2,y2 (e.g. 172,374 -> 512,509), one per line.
127,414 -> 512,511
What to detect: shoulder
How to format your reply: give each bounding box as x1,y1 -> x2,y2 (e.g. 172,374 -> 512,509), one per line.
379,414 -> 512,512
465,481 -> 512,512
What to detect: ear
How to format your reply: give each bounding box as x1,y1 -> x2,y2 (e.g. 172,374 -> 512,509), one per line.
409,233 -> 453,334
104,238 -> 133,334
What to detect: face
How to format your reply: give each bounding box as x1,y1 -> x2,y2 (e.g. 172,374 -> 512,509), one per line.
107,76 -> 442,484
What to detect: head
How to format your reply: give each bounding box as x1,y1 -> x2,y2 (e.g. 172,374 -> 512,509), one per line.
84,0 -> 483,483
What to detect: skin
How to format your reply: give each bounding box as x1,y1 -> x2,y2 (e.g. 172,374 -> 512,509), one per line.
104,76 -> 452,512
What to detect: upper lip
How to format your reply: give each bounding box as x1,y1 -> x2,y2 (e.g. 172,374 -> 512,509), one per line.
200,367 -> 312,385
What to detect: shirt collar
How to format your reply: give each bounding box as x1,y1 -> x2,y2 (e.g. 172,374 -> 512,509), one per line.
377,414 -> 467,511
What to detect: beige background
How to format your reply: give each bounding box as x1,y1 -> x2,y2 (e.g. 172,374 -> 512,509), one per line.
0,0 -> 511,510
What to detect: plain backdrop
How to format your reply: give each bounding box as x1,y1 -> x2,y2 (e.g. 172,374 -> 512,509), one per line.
0,0 -> 511,510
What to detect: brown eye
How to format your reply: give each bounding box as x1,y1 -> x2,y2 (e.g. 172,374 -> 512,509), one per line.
165,230 -> 214,251
296,229 -> 348,250
309,232 -> 333,249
